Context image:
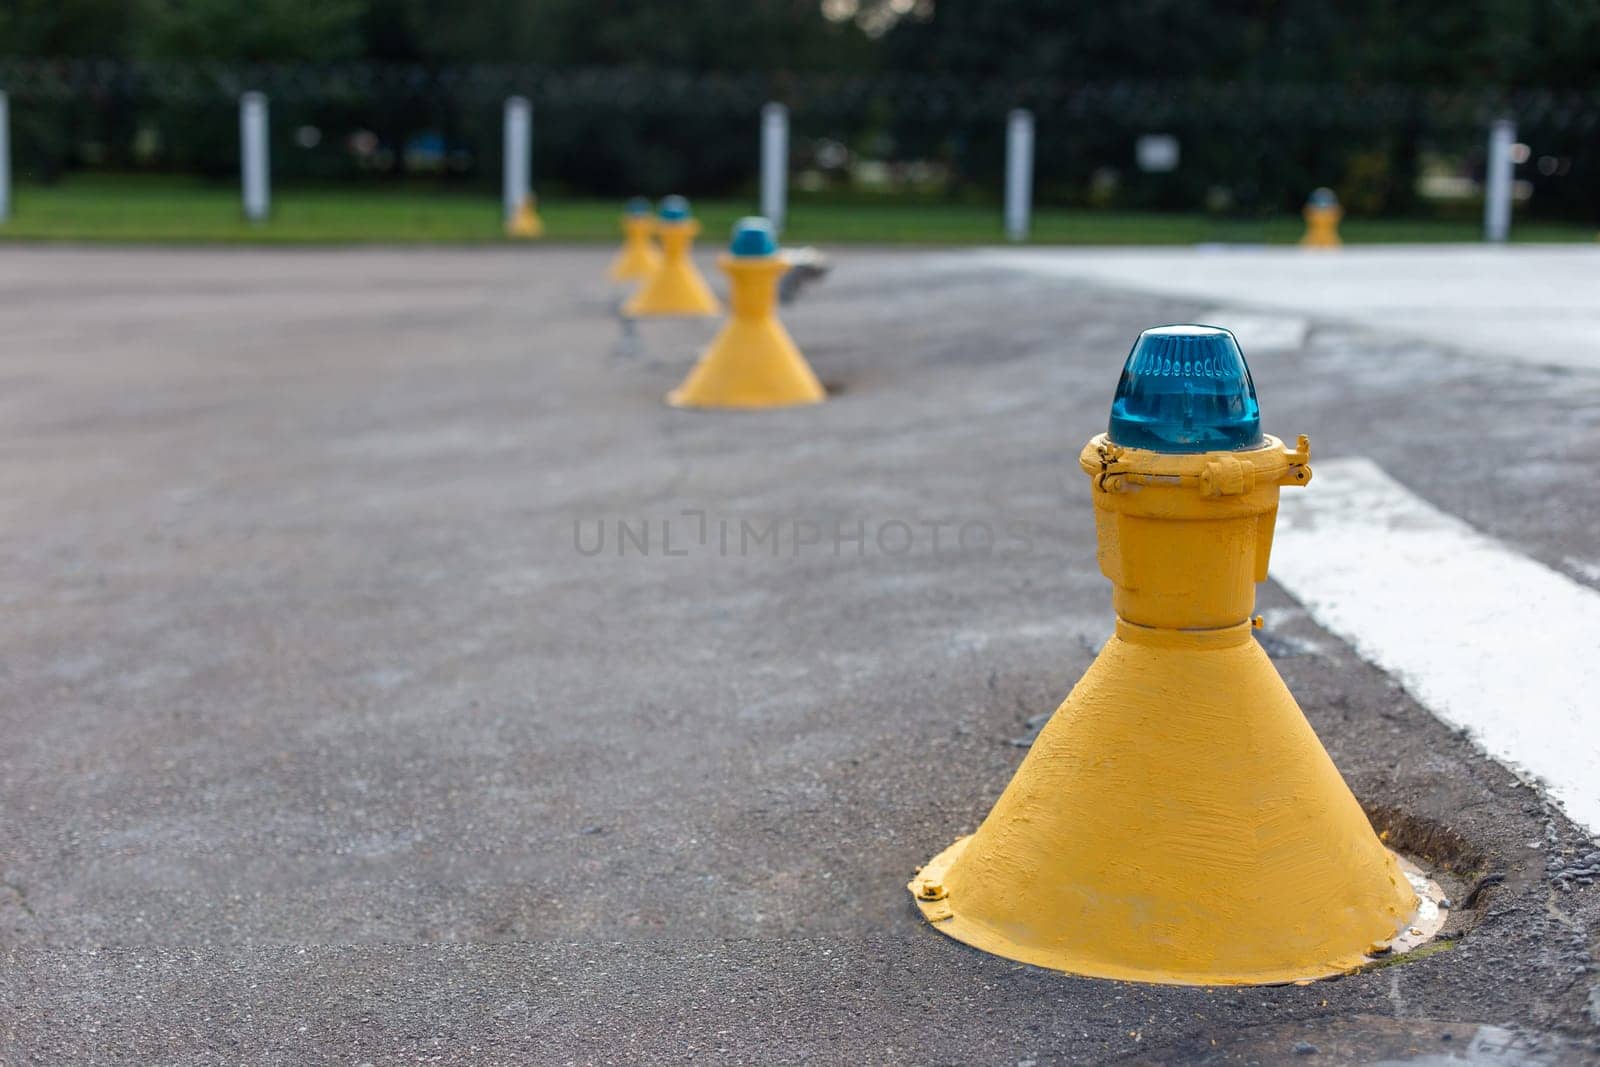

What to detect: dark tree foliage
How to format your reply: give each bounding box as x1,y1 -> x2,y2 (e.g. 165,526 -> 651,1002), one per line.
877,0 -> 1600,89
0,0 -> 1594,218
873,0 -> 1600,219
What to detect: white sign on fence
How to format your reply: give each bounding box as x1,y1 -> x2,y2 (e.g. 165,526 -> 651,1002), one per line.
1136,134 -> 1180,173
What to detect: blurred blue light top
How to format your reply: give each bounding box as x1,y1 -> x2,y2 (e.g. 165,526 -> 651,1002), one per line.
728,217 -> 778,257
658,195 -> 691,221
1307,186 -> 1339,208
1107,325 -> 1263,454
625,196 -> 652,216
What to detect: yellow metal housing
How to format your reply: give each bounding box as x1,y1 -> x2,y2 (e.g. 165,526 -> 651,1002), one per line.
608,215 -> 662,281
506,195 -> 544,239
666,254 -> 825,409
1301,203 -> 1343,247
622,219 -> 720,317
910,433 -> 1425,986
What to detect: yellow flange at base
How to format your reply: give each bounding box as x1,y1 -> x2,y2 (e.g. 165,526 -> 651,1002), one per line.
608,217 -> 662,281
667,256 -> 824,409
909,620 -> 1422,986
622,221 -> 720,317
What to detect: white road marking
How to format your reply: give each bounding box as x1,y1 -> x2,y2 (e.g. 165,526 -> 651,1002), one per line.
1565,557 -> 1600,587
975,245 -> 1600,371
1272,457 -> 1600,836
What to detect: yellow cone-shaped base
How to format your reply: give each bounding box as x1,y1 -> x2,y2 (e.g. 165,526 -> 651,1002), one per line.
609,216 -> 662,281
668,319 -> 824,409
623,220 -> 720,317
624,261 -> 719,316
506,197 -> 544,239
911,620 -> 1419,986
668,256 -> 824,409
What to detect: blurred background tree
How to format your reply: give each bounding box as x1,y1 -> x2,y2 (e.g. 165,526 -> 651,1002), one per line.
0,0 -> 1595,219
135,0 -> 367,62
353,0 -> 874,71
0,0 -> 131,56
875,0 -> 1600,88
4,0 -> 1597,85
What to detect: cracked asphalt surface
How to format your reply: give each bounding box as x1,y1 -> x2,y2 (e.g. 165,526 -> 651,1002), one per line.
1,246 -> 1597,1064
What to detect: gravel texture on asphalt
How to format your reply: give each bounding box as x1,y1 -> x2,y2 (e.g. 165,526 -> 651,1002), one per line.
1,247 -> 1597,1064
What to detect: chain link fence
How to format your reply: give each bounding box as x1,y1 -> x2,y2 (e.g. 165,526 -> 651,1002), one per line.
4,58 -> 1597,220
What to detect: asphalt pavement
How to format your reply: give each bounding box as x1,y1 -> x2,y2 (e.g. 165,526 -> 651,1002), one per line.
2,244 -> 1597,1064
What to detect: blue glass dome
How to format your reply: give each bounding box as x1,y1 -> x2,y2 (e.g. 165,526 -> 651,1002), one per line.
658,195 -> 691,221
729,217 -> 778,257
1307,187 -> 1339,208
1107,325 -> 1263,453
625,196 -> 652,216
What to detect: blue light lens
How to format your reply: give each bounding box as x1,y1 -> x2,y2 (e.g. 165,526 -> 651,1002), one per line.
626,196 -> 652,216
728,216 -> 778,257
658,195 -> 691,221
1107,325 -> 1263,453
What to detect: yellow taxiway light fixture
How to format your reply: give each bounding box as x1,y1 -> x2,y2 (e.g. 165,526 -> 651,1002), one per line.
1300,187 -> 1343,248
506,193 -> 545,239
910,324 -> 1444,986
667,217 -> 825,410
609,197 -> 663,282
622,195 -> 720,318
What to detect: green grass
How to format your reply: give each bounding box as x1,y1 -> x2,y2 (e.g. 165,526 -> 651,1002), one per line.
2,174 -> 1595,245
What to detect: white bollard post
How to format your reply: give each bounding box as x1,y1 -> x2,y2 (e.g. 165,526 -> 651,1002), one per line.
0,91 -> 10,224
1484,116 -> 1515,244
1004,108 -> 1034,242
503,96 -> 532,224
760,102 -> 788,232
239,92 -> 270,223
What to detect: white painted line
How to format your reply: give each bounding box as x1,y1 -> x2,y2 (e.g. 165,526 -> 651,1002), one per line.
973,246 -> 1600,371
1273,457 -> 1600,836
1565,556 -> 1600,587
